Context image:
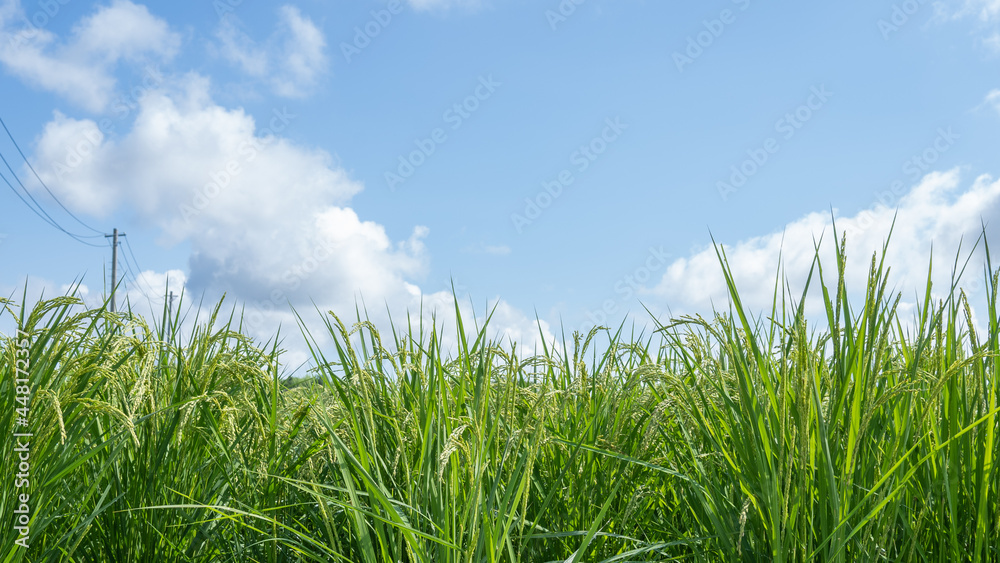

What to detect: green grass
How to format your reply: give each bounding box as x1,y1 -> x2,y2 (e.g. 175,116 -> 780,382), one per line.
1,234 -> 999,561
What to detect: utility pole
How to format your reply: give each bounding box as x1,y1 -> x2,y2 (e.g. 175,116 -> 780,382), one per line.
105,228 -> 125,312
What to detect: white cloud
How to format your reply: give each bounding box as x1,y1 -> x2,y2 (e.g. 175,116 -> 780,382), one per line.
961,0 -> 1000,21
121,269 -> 187,306
72,0 -> 180,63
26,73 -> 553,360
985,31 -> 1000,50
0,0 -> 180,112
982,89 -> 1000,114
948,0 -> 1000,48
216,17 -> 268,77
214,6 -> 327,98
0,1 -> 18,23
647,170 -> 1000,323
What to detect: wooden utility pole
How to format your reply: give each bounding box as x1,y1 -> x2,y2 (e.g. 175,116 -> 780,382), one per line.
105,228 -> 125,312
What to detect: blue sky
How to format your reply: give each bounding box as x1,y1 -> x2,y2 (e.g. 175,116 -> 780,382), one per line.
1,0 -> 999,361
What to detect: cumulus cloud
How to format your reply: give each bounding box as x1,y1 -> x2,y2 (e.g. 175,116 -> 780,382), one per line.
33,75 -> 394,303
24,72 -> 553,360
0,0 -> 551,363
214,5 -> 327,98
0,0 -> 180,112
647,170 -> 1000,322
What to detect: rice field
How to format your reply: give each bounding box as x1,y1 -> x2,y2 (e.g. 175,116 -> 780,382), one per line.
2,238 -> 999,562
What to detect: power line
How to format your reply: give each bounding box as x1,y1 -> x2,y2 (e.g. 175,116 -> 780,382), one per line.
0,147 -> 100,237
0,168 -> 56,227
123,237 -> 161,302
120,239 -> 161,307
117,245 -> 138,290
123,237 -> 145,277
0,115 -> 109,249
0,117 -> 167,320
0,115 -> 103,235
0,166 -> 105,247
118,251 -> 154,313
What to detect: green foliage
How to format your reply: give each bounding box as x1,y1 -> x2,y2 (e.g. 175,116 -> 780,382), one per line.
1,237 -> 998,561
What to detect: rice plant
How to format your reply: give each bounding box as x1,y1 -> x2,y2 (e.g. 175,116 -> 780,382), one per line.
1,235 -> 998,561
